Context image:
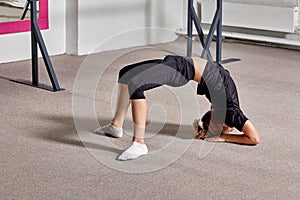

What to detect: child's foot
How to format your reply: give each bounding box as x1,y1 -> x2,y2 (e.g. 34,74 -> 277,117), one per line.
117,142 -> 148,161
95,124 -> 123,138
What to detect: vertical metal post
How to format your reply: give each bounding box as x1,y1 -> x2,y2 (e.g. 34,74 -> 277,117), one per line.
216,0 -> 222,63
30,0 -> 38,86
32,20 -> 61,91
187,0 -> 193,57
12,0 -> 63,91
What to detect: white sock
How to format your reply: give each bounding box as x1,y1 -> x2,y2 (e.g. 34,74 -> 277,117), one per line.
117,142 -> 148,161
95,124 -> 123,138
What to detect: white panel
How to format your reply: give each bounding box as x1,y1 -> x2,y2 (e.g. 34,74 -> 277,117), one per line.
77,0 -> 183,55
218,30 -> 300,46
224,0 -> 299,7
66,0 -> 78,55
78,0 -> 148,54
201,1 -> 298,33
295,7 -> 300,30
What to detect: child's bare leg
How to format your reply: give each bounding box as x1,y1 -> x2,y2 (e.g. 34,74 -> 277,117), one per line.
111,84 -> 130,128
131,99 -> 147,144
95,84 -> 129,138
118,99 -> 148,160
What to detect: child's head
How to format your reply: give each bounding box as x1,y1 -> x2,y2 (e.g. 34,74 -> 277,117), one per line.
194,110 -> 234,139
193,110 -> 212,139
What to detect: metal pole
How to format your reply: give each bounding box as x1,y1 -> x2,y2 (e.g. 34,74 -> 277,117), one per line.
20,0 -> 30,20
189,3 -> 206,48
29,0 -> 62,91
216,0 -> 222,63
187,0 -> 193,57
32,21 -> 61,91
201,9 -> 221,60
30,0 -> 38,86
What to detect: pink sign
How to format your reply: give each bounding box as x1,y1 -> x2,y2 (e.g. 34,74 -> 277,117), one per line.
0,0 -> 48,34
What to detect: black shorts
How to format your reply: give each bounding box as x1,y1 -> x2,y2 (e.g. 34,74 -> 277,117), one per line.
118,55 -> 195,99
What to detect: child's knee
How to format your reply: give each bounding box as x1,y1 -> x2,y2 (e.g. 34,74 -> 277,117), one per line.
128,81 -> 146,100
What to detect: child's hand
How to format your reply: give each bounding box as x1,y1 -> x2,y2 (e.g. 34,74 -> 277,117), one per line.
194,130 -> 207,139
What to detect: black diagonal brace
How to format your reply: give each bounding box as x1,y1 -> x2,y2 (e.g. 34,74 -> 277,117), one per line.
187,0 -> 223,63
12,0 -> 63,92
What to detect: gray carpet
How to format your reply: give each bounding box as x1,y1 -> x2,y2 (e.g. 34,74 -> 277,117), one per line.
0,38 -> 299,199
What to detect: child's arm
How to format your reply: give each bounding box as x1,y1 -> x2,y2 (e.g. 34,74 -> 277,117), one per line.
205,120 -> 260,145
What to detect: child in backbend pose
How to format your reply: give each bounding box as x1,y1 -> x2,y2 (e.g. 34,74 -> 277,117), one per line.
95,55 -> 260,161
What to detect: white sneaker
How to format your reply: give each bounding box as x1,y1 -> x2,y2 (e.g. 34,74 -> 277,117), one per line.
117,142 -> 148,161
95,124 -> 123,138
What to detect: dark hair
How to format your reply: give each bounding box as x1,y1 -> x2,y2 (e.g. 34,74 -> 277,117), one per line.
202,109 -> 225,137
201,110 -> 212,131
195,110 -> 224,139
194,110 -> 212,139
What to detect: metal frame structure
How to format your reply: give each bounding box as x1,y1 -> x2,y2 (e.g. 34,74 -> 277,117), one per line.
12,0 -> 62,92
187,0 -> 222,63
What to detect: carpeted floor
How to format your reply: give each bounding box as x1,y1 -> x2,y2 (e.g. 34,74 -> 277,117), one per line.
0,38 -> 299,199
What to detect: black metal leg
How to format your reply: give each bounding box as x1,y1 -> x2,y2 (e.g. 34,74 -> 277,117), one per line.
201,8 -> 221,60
30,0 -> 61,91
216,0 -> 222,63
20,0 -> 30,20
12,0 -> 63,92
187,0 -> 225,63
32,20 -> 61,91
31,28 -> 38,86
187,0 -> 193,57
31,0 -> 38,86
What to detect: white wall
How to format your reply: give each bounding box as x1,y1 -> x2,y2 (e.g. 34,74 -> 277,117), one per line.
66,0 -> 78,55
1,0 -> 299,63
0,0 -> 185,63
75,0 -> 184,55
0,0 -> 66,63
